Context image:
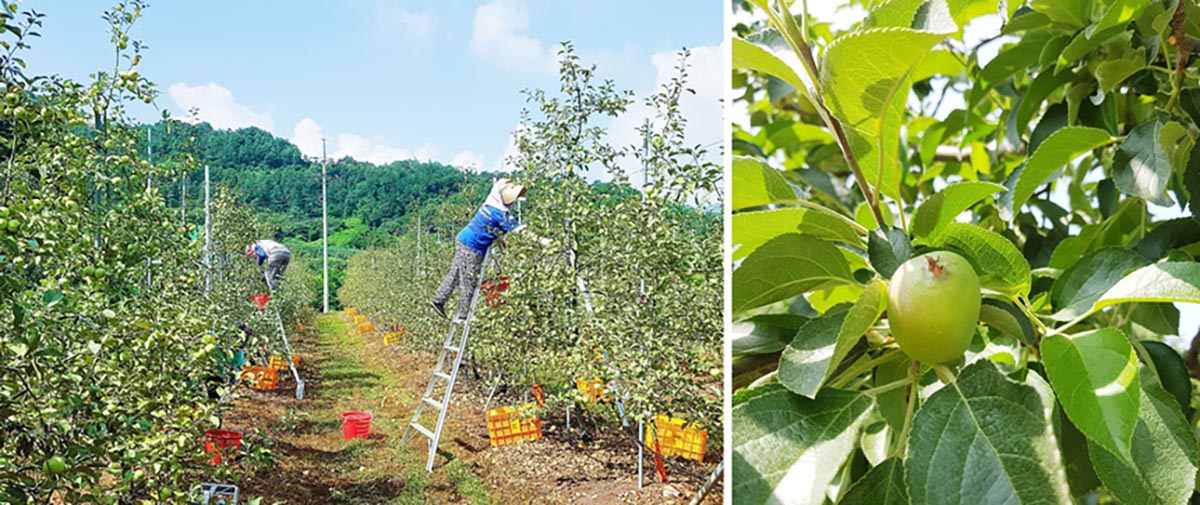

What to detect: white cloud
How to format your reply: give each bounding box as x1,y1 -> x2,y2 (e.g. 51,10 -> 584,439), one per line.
603,42 -> 724,183
470,0 -> 556,74
289,117 -> 326,159
167,82 -> 274,133
288,117 -> 475,168
491,124 -> 526,172
450,150 -> 486,172
377,2 -> 433,37
335,132 -> 435,165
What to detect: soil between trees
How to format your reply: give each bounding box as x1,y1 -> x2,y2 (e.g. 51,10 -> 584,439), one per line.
215,314 -> 722,504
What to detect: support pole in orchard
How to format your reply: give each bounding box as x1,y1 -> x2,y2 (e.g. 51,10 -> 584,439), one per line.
146,127 -> 152,191
638,420 -> 645,489
322,137 -> 329,314
203,164 -> 211,294
145,127 -> 154,286
689,460 -> 724,505
415,213 -> 421,272
641,117 -> 649,195
639,118 -> 649,302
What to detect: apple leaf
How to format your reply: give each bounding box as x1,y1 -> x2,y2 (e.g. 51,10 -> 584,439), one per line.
1041,328 -> 1140,463
733,234 -> 856,314
733,156 -> 794,211
1088,371 -> 1199,505
732,385 -> 873,505
926,222 -> 1031,297
911,181 -> 1007,239
779,280 -> 886,398
733,206 -> 865,260
907,361 -> 1072,505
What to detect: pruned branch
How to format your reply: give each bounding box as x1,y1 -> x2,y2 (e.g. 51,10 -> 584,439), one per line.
1167,0 -> 1200,109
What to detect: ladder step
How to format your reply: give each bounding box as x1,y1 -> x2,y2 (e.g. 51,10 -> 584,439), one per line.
410,422 -> 434,440
422,397 -> 444,411
444,345 -> 460,353
434,372 -> 452,381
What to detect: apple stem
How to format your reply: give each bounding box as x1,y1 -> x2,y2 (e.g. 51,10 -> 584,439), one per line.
925,255 -> 945,278
930,363 -> 956,385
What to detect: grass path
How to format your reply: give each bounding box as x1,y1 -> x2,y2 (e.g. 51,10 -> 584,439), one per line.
228,312 -> 719,504
230,314 -> 494,504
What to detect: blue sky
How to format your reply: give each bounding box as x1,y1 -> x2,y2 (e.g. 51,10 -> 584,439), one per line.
25,1 -> 722,175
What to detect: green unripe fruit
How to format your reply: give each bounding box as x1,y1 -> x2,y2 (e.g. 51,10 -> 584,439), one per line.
42,456 -> 67,476
887,251 -> 981,364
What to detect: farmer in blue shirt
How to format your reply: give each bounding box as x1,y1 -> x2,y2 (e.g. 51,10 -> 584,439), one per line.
431,178 -> 549,320
245,239 -> 291,290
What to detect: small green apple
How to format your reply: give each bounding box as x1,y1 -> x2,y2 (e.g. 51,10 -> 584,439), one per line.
887,251 -> 981,364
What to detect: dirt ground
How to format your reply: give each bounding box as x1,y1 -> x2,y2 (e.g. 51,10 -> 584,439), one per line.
210,314 -> 723,504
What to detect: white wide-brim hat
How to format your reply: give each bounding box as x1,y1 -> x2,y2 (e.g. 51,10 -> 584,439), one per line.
499,180 -> 526,206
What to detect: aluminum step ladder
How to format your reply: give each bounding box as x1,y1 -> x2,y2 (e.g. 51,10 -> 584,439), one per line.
401,245 -> 494,472
263,271 -> 306,400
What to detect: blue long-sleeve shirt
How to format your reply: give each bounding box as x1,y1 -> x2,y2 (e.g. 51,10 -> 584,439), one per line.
457,204 -> 520,254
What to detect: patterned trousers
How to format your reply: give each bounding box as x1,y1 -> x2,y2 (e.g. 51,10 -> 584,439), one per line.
266,251 -> 290,290
432,240 -> 486,318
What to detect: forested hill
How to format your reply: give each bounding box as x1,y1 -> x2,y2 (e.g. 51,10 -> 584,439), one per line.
142,120 -> 492,249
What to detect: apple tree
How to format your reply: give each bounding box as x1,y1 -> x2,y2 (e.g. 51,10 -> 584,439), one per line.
0,2 -> 309,501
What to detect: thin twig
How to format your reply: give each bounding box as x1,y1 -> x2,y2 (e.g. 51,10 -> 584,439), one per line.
762,0 -> 888,230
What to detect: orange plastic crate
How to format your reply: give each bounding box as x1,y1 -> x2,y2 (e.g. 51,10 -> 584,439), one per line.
240,366 -> 278,391
575,378 -> 609,402
354,315 -> 368,324
346,307 -> 358,316
645,415 -> 707,462
486,403 -> 542,447
357,322 -> 376,335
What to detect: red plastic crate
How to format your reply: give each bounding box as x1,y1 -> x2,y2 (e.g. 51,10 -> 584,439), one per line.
481,276 -> 510,307
251,293 -> 270,310
203,430 -> 242,465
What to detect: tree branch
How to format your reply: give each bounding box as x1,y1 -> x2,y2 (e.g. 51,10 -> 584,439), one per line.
1167,0 -> 1200,110
1184,327 -> 1200,378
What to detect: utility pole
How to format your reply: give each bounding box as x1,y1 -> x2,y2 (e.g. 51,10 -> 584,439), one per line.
322,138 -> 329,313
204,164 -> 211,294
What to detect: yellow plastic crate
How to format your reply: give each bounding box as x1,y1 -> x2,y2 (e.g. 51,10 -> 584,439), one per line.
383,330 -> 404,345
354,315 -> 368,324
268,355 -> 300,371
486,403 -> 542,447
645,415 -> 707,462
346,307 -> 358,316
575,378 -> 609,402
357,322 -> 376,335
